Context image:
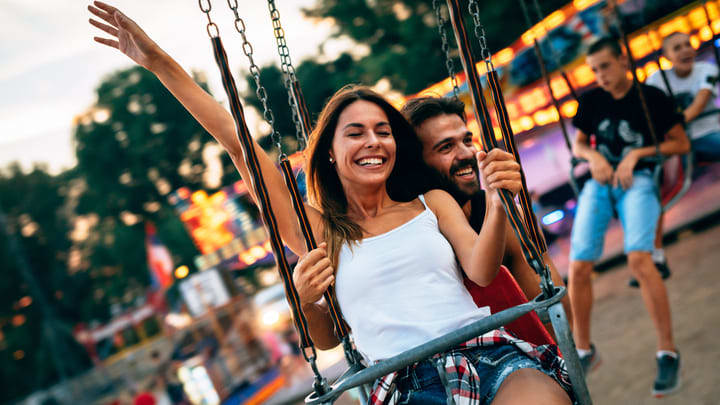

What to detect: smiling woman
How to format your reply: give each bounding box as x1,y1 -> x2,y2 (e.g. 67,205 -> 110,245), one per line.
88,2 -> 571,403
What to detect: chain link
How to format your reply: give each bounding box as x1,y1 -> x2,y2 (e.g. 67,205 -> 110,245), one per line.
267,0 -> 305,148
225,0 -> 284,155
198,0 -> 218,38
468,0 -> 492,63
432,0 -> 461,99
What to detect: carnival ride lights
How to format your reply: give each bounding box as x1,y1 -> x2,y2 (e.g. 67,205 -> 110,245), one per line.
413,0 -> 720,146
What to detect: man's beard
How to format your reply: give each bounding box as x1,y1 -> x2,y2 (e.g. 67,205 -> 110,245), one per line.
435,158 -> 480,206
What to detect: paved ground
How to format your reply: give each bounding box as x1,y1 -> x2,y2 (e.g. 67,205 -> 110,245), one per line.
582,222 -> 720,405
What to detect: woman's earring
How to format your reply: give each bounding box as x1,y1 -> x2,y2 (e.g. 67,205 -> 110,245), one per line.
329,156 -> 334,164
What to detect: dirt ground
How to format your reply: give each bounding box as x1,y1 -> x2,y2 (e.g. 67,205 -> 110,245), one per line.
582,223 -> 720,405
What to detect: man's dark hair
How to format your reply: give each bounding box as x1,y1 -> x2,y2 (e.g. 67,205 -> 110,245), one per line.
587,36 -> 623,58
400,96 -> 466,128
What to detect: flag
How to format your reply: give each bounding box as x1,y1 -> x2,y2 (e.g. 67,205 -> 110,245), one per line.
145,222 -> 174,289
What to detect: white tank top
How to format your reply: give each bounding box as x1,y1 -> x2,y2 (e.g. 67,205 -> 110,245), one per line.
335,194 -> 491,362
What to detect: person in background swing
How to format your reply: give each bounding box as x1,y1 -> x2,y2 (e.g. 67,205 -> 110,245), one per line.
89,2 -> 573,404
399,96 -> 573,334
647,31 -> 720,162
569,36 -> 688,397
634,31 -> 720,290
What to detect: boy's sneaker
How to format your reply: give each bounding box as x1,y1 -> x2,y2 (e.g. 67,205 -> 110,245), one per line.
578,344 -> 601,376
628,260 -> 671,288
652,352 -> 681,397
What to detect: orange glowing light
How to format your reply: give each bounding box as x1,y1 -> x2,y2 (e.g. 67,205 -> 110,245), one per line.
573,0 -> 598,12
494,48 -> 515,66
713,20 -> 720,35
645,61 -> 660,79
688,8 -> 707,29
658,17 -> 690,38
263,240 -> 272,251
249,246 -> 267,259
177,187 -> 190,200
635,68 -> 647,82
690,35 -> 700,49
519,116 -> 535,132
493,127 -> 503,141
659,56 -> 673,70
629,35 -> 653,59
708,2 -> 720,20
544,10 -> 566,30
550,76 -> 570,99
505,102 -> 520,119
191,190 -> 208,205
174,265 -> 189,279
573,64 -> 595,87
239,251 -> 256,265
12,314 -> 26,327
560,100 -> 579,118
18,296 -> 32,308
518,88 -> 550,114
700,25 -> 713,42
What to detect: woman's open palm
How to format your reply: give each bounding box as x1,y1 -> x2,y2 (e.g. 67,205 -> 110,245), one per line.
88,1 -> 159,70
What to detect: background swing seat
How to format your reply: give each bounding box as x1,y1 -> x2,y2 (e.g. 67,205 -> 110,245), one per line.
463,265 -> 555,347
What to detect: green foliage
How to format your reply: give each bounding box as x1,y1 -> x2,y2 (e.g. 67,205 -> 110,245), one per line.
71,66 -> 238,322
0,164 -> 91,402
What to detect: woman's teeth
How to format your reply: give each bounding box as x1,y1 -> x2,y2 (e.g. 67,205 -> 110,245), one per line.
358,157 -> 383,166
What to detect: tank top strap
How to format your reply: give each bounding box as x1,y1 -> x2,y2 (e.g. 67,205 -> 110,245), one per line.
417,193 -> 428,209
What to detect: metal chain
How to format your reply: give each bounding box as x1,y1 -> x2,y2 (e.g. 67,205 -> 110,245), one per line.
267,0 -> 305,149
198,0 -> 219,38
432,0 -> 461,98
225,0 -> 284,155
468,0 -> 492,63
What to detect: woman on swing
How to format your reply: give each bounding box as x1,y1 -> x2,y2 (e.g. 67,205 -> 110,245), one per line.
88,2 -> 572,404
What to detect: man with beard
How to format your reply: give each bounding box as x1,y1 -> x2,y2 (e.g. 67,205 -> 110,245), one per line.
569,37 -> 688,396
400,96 -> 572,341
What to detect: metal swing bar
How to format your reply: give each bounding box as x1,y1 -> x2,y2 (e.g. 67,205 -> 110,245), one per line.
444,1 -> 591,403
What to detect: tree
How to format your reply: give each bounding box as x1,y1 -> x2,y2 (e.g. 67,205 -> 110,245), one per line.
0,164 -> 91,403
72,66 -> 235,322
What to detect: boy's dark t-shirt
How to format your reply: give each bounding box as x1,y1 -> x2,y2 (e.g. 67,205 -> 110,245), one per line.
572,84 -> 683,171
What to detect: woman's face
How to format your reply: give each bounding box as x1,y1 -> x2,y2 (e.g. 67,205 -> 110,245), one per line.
329,100 -> 397,191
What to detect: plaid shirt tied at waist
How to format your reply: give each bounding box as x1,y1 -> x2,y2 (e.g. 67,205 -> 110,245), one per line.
368,328 -> 574,405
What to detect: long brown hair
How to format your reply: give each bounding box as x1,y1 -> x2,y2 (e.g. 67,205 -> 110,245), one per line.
305,85 -> 434,265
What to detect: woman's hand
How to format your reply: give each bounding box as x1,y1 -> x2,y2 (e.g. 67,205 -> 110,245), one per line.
476,149 -> 522,206
88,1 -> 163,71
293,243 -> 335,307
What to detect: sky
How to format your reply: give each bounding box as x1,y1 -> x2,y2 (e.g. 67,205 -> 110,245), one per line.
0,0 -> 350,174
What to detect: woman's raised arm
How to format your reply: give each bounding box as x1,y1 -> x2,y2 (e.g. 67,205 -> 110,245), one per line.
88,1 -> 320,254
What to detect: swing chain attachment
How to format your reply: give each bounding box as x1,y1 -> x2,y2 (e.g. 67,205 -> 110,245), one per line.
468,0 -> 492,63
267,0 -> 306,149
198,0 -> 219,39
303,346 -> 329,395
432,0 -> 461,99
226,0 -> 285,156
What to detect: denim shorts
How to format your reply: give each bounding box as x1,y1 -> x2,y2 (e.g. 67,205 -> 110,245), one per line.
570,170 -> 660,262
392,344 -> 548,404
692,131 -> 720,162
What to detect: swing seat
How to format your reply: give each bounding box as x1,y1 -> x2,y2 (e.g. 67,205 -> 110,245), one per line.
660,153 -> 692,210
463,266 -> 555,347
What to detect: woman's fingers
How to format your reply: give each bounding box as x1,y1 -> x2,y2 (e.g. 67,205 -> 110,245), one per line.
89,18 -> 119,38
93,36 -> 120,49
88,4 -> 116,26
93,0 -> 120,15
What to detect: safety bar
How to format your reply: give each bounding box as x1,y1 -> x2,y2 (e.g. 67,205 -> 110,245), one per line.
305,286 -> 566,404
